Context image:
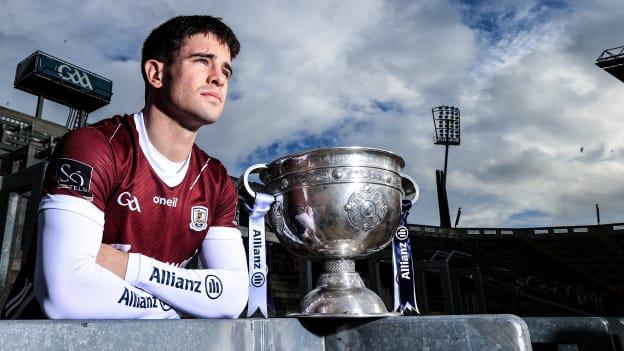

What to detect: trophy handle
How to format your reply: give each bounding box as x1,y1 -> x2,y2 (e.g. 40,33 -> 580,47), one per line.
241,163 -> 268,198
400,174 -> 420,205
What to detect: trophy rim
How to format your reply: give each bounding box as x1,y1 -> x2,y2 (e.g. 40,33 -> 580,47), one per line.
265,146 -> 406,169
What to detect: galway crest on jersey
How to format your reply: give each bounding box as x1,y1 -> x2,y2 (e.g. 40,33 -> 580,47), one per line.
190,206 -> 209,231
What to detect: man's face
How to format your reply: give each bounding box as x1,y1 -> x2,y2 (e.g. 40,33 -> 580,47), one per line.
161,33 -> 232,129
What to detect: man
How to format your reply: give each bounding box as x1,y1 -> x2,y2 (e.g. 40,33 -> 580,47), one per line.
3,15 -> 249,319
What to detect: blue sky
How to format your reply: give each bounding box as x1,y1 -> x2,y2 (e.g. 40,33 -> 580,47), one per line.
2,0 -> 624,227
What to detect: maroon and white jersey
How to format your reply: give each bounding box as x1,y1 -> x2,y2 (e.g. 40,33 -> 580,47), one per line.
3,113 -> 248,320
43,113 -> 238,266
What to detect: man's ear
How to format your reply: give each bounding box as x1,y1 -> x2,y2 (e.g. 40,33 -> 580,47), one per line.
144,59 -> 165,89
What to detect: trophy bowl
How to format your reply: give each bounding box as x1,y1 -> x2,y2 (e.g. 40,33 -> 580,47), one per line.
242,147 -> 418,317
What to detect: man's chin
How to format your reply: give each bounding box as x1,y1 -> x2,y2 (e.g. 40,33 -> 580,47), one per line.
199,115 -> 221,125
171,116 -> 217,132
189,113 -> 222,128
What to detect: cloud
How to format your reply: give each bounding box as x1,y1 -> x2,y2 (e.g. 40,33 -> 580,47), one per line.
1,0 -> 624,227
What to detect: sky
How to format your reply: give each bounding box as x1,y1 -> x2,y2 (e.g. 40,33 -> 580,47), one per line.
1,0 -> 624,228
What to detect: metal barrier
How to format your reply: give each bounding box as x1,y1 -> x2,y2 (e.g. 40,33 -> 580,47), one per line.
524,317 -> 615,350
0,162 -> 46,308
607,317 -> 624,351
0,315 -> 531,351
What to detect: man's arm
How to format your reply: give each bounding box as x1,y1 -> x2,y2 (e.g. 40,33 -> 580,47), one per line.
97,160 -> 249,318
35,198 -> 179,319
100,227 -> 249,318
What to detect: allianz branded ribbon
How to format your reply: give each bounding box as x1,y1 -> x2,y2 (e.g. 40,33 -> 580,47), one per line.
392,199 -> 420,314
246,193 -> 274,318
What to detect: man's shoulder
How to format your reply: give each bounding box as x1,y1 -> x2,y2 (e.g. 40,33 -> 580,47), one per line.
44,114 -> 137,208
88,114 -> 135,141
59,114 -> 137,153
63,114 -> 133,141
193,146 -> 226,169
192,146 -> 232,182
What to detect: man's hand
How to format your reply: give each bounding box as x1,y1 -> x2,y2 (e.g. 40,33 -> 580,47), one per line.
96,244 -> 129,279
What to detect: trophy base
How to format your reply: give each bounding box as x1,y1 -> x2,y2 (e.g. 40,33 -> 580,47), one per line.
295,259 -> 394,317
287,312 -> 400,318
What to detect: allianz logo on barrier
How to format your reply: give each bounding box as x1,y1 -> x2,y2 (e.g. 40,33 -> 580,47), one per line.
56,64 -> 94,90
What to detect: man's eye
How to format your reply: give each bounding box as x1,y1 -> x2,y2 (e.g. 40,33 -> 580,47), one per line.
195,58 -> 209,65
223,70 -> 232,79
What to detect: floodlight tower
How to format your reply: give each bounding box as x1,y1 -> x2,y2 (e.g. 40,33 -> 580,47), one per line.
594,46 -> 623,225
596,45 -> 624,82
432,106 -> 461,228
432,106 -> 461,181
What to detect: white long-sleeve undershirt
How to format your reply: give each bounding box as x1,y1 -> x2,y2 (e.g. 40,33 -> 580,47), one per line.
35,195 -> 248,319
124,228 -> 249,318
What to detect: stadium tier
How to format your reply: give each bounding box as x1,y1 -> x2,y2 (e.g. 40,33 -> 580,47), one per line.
596,45 -> 624,82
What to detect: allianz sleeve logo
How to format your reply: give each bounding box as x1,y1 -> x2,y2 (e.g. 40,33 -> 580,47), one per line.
205,275 -> 223,299
149,267 -> 202,293
117,287 -> 172,311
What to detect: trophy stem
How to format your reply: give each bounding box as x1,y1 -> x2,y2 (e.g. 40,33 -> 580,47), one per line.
323,259 -> 355,273
297,258 -> 393,316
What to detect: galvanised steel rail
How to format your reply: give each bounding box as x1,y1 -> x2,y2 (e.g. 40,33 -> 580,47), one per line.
408,222 -> 624,240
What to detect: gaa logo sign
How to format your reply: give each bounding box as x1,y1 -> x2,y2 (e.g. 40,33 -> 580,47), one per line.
251,272 -> 266,288
395,226 -> 409,241
205,275 -> 223,299
57,64 -> 94,90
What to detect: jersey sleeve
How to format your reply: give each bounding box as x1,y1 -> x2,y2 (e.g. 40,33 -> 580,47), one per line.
210,163 -> 238,228
43,127 -> 117,211
35,204 -> 179,319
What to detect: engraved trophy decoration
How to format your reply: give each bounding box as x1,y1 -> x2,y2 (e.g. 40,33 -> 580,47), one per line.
242,147 -> 419,317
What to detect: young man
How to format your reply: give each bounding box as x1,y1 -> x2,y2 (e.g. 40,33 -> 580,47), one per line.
3,15 -> 248,319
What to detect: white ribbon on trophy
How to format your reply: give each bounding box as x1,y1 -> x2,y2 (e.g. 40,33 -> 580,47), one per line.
242,164 -> 274,318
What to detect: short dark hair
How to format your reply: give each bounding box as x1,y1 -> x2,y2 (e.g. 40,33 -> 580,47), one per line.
141,15 -> 240,96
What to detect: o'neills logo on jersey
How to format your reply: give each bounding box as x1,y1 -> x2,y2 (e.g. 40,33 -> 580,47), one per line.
153,195 -> 178,208
117,192 -> 141,212
56,158 -> 93,200
190,206 -> 209,231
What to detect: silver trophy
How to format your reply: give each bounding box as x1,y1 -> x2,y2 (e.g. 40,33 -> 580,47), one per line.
242,147 -> 419,317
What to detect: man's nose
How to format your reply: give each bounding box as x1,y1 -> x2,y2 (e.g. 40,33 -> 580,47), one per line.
208,67 -> 226,86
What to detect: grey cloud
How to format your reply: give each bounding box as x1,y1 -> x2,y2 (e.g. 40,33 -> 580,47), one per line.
3,0 -> 624,228
472,147 -> 552,183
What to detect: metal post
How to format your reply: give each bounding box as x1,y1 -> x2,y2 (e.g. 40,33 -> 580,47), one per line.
366,254 -> 382,296
596,204 -> 600,225
0,192 -> 19,308
454,207 -> 462,228
437,170 -> 451,228
443,145 -> 449,186
299,259 -> 314,298
35,96 -> 44,119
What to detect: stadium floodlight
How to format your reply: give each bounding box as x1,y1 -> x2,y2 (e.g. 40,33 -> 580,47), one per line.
432,106 -> 461,177
432,105 -> 461,228
596,45 -> 624,83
